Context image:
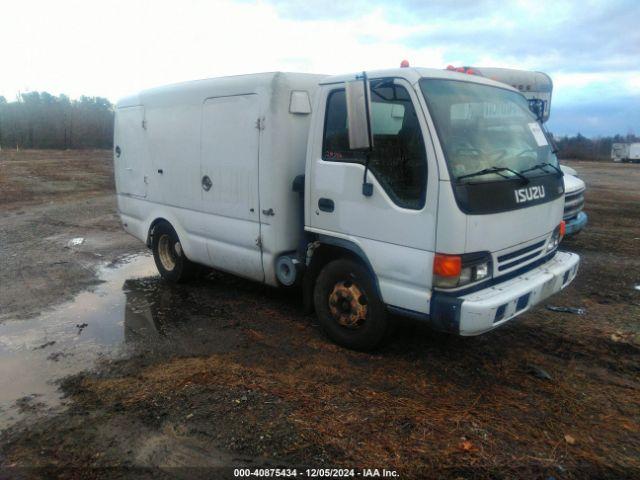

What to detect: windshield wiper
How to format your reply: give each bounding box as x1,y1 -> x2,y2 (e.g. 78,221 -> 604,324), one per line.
519,162 -> 563,176
457,166 -> 529,183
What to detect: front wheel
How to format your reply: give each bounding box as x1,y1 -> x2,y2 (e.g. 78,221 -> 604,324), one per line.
151,222 -> 199,283
313,259 -> 391,351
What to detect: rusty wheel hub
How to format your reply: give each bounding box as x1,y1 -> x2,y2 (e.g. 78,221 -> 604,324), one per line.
158,234 -> 177,271
328,280 -> 368,329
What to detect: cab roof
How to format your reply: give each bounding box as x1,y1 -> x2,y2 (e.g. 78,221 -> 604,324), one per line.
320,67 -> 520,92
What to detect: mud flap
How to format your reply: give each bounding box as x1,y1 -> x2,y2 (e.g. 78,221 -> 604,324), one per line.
429,293 -> 462,334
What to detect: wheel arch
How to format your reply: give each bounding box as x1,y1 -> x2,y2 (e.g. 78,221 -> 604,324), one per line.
146,217 -> 171,247
302,235 -> 382,313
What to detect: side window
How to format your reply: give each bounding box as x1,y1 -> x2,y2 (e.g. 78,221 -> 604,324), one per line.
322,81 -> 427,209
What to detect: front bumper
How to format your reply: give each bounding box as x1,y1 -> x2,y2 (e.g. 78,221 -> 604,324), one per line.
430,251 -> 580,336
565,211 -> 588,236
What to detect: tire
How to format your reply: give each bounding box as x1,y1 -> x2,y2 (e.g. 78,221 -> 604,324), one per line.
151,222 -> 199,283
313,258 -> 391,351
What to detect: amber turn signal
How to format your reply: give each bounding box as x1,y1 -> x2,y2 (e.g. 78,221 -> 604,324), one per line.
433,254 -> 462,277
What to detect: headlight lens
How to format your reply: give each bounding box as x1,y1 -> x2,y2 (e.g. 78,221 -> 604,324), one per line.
434,253 -> 491,288
460,261 -> 490,284
475,262 -> 489,280
546,224 -> 562,252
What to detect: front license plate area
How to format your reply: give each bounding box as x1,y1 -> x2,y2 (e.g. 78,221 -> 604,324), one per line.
541,278 -> 556,298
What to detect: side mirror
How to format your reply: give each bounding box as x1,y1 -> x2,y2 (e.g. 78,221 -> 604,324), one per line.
528,98 -> 546,123
345,74 -> 374,151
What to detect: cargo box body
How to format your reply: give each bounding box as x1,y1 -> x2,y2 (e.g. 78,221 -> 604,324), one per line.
114,72 -> 326,285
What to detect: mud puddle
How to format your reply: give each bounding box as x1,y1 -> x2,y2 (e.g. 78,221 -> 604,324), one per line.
0,253 -> 236,430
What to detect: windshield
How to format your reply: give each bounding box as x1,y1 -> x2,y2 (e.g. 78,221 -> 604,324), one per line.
419,79 -> 558,183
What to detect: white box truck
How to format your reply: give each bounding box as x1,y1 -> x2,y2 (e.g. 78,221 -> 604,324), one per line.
114,68 -> 579,350
611,143 -> 640,163
450,66 -> 588,236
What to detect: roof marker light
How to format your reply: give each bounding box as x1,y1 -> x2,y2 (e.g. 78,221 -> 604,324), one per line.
444,65 -> 483,76
400,59 -> 410,68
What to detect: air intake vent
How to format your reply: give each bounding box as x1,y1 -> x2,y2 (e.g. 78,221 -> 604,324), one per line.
496,240 -> 546,272
564,188 -> 585,220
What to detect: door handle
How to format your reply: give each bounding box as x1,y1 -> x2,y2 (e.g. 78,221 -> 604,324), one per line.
318,198 -> 334,212
202,175 -> 212,191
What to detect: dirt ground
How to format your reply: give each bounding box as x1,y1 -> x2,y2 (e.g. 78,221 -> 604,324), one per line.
0,150 -> 638,479
0,149 -> 144,319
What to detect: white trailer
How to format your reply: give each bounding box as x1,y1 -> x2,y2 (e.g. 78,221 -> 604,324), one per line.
611,142 -> 640,162
448,65 -> 590,236
114,68 -> 579,351
446,66 -> 553,122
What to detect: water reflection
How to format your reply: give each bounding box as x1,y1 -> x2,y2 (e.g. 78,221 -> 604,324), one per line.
123,277 -> 175,343
0,253 -> 244,430
121,276 -> 239,357
0,254 -> 157,429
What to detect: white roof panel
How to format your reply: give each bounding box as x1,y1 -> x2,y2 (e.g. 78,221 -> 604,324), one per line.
116,72 -> 328,109
320,67 -> 520,92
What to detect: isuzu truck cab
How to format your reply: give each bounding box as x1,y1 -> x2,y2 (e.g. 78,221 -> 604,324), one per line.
114,67 -> 579,351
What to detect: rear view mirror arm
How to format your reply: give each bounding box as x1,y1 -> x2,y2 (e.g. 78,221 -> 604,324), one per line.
358,71 -> 374,197
362,151 -> 373,197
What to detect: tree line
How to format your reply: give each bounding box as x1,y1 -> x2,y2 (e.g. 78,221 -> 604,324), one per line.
0,92 -> 113,149
553,133 -> 639,161
0,91 -> 637,159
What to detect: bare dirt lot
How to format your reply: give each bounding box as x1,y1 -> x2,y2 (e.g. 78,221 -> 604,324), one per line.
0,149 -> 144,319
0,150 -> 639,479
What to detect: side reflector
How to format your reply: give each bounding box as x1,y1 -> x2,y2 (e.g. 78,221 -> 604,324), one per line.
434,254 -> 462,277
559,220 -> 566,239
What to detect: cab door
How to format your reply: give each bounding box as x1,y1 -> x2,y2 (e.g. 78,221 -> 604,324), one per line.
307,78 -> 439,314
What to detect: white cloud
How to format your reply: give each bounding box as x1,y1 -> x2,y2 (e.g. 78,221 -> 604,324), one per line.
0,0 -> 444,101
552,72 -> 640,105
1,0 -> 638,137
626,74 -> 640,92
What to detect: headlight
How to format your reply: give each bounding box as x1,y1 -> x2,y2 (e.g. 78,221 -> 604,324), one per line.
546,222 -> 565,252
546,231 -> 559,252
433,253 -> 492,288
474,262 -> 489,280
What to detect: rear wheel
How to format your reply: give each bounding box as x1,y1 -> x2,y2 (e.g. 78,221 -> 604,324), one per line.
151,222 -> 199,283
314,259 -> 391,351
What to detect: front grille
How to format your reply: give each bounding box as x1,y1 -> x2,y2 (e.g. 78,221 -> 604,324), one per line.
564,187 -> 585,220
496,239 -> 547,272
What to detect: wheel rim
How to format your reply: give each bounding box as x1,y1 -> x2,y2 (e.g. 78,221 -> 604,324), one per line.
158,234 -> 177,271
328,280 -> 368,329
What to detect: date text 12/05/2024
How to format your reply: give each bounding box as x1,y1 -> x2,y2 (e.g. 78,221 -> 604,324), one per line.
234,468 -> 400,478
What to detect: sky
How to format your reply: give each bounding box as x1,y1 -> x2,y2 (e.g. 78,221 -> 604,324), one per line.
2,0 -> 639,137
